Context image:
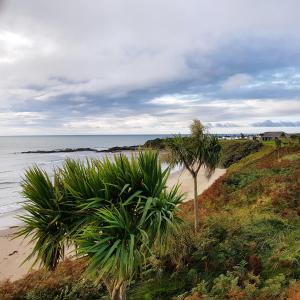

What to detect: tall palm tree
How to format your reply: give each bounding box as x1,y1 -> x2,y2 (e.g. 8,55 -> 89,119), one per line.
275,137 -> 282,160
165,120 -> 221,231
18,151 -> 183,300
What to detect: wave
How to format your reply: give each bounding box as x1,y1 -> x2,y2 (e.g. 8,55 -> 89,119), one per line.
0,202 -> 22,215
0,181 -> 18,185
0,170 -> 12,174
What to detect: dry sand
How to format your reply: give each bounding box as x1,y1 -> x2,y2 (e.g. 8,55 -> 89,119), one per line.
0,227 -> 35,282
167,167 -> 226,201
0,167 -> 226,282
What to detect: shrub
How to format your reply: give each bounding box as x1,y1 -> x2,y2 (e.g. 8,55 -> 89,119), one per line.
128,274 -> 189,300
0,259 -> 105,300
258,274 -> 287,299
220,140 -> 262,168
287,281 -> 300,300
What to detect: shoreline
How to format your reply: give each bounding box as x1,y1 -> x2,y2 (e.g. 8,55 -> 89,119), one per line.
0,227 -> 35,282
167,167 -> 226,201
0,209 -> 24,231
0,166 -> 226,282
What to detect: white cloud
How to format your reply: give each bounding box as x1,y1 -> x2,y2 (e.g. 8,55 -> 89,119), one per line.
147,95 -> 199,106
63,113 -> 190,134
222,73 -> 252,91
0,1 -> 300,133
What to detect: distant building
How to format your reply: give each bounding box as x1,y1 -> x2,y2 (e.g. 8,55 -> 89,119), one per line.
259,131 -> 289,141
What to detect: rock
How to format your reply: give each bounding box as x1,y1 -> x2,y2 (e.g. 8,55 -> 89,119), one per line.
20,138 -> 169,154
8,250 -> 18,256
21,148 -> 102,154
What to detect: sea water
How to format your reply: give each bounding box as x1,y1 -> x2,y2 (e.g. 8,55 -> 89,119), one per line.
0,135 -> 168,229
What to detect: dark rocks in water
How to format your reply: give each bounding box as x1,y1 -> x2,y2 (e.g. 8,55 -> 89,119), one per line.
21,146 -> 139,154
143,138 -> 166,149
21,147 -> 102,154
99,145 -> 139,152
20,137 -> 168,154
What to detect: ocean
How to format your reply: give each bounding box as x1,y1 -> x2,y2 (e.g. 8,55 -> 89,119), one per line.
0,135 -> 169,229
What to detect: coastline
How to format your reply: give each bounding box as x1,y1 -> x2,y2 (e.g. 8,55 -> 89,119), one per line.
0,166 -> 226,282
0,227 -> 34,281
167,167 -> 226,201
0,210 -> 24,231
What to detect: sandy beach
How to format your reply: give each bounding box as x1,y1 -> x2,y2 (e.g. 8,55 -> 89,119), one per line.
0,167 -> 226,282
167,167 -> 226,201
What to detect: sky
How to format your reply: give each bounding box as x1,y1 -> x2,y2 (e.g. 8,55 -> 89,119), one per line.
0,0 -> 300,135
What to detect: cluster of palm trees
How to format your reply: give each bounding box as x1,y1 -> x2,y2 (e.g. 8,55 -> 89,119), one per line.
18,120 -> 221,300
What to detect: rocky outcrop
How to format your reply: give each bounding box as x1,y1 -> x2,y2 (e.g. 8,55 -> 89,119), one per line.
21,147 -> 102,154
20,138 -> 168,154
21,145 -> 139,154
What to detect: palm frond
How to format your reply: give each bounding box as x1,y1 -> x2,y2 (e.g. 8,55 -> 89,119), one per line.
18,150 -> 183,285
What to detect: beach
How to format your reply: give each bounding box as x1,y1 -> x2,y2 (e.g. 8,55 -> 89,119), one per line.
0,166 -> 225,282
167,166 -> 226,200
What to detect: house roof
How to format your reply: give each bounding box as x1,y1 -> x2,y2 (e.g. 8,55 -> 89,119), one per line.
260,131 -> 288,138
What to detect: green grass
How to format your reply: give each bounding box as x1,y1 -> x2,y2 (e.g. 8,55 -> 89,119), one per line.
2,144 -> 300,300
219,140 -> 263,168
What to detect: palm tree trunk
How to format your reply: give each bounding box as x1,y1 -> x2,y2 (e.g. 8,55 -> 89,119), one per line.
193,174 -> 200,231
107,280 -> 127,300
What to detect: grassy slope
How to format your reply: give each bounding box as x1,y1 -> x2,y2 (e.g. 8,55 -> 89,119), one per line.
130,143 -> 300,299
1,143 -> 300,300
175,144 -> 300,299
219,139 -> 263,168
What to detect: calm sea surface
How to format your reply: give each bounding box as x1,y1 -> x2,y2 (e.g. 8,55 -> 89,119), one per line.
0,135 -> 169,219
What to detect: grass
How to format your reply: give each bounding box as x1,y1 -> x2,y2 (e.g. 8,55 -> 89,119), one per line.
0,259 -> 106,300
219,140 -> 263,168
1,142 -> 300,299
176,144 -> 300,299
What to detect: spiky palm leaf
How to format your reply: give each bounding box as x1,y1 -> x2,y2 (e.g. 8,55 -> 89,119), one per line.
17,167 -> 68,270
18,150 -> 183,294
165,120 -> 221,231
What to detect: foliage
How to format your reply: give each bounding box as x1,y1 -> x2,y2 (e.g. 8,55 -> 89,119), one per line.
143,138 -> 167,150
128,274 -> 190,300
7,141 -> 300,299
0,259 -> 105,300
164,145 -> 300,299
165,119 -> 221,231
18,151 -> 183,299
17,167 -> 67,271
219,140 -> 262,168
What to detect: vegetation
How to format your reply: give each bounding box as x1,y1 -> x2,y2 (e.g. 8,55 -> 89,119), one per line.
175,143 -> 300,299
1,138 -> 300,299
15,151 -> 183,300
0,259 -> 106,300
165,120 -> 221,231
219,139 -> 262,168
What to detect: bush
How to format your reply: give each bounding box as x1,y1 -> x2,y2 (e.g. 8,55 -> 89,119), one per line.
0,259 -> 105,300
128,274 -> 190,300
287,281 -> 300,299
258,274 -> 287,299
220,140 -> 262,168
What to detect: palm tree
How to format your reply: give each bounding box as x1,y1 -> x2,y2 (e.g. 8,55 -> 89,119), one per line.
165,120 -> 221,231
17,151 -> 183,300
275,137 -> 282,159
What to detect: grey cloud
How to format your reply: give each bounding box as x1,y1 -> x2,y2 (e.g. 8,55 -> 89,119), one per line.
1,0 -> 300,134
252,120 -> 300,127
207,122 -> 241,128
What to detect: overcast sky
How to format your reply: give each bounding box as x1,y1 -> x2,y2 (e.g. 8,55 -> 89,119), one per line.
0,0 -> 300,135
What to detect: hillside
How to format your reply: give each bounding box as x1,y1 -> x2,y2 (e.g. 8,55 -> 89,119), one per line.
130,144 -> 300,299
1,144 -> 300,299
219,139 -> 262,168
175,144 -> 300,299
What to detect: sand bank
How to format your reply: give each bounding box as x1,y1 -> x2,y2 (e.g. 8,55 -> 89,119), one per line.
167,167 -> 226,201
